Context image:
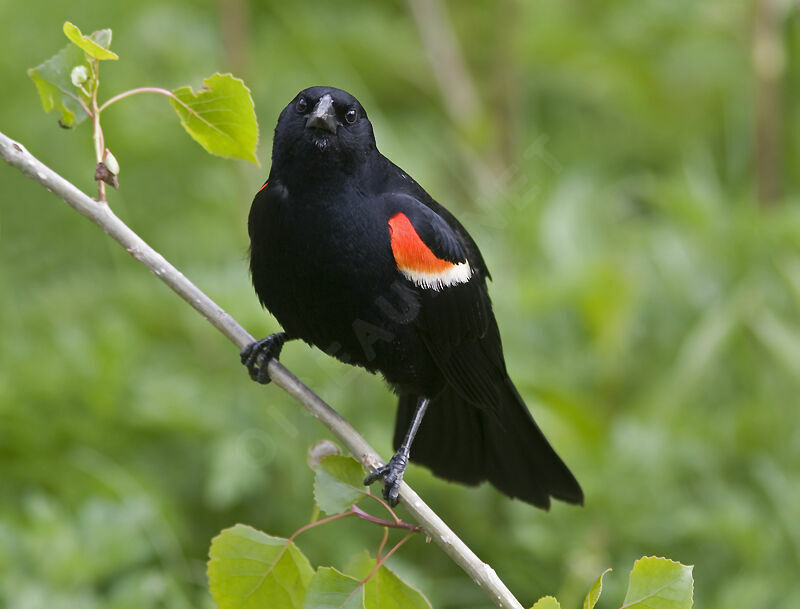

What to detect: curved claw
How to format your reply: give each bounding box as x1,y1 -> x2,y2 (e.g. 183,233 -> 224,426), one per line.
364,452 -> 409,506
241,332 -> 288,384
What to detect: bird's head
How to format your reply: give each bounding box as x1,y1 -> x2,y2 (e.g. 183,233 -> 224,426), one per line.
271,86 -> 376,177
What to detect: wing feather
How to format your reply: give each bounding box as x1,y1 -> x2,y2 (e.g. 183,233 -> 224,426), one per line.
382,193 -> 507,414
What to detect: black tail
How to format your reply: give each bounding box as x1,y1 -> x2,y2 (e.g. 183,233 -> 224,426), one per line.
393,382 -> 583,509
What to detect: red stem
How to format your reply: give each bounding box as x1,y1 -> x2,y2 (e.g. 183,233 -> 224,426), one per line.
351,505 -> 422,532
360,532 -> 415,585
288,503 -> 421,543
376,526 -> 390,560
288,510 -> 354,542
97,87 -> 200,120
366,491 -> 402,523
98,87 -> 174,113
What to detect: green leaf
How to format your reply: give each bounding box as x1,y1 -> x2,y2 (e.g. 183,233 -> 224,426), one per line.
622,557 -> 693,609
346,552 -> 431,609
303,567 -> 362,609
530,596 -> 561,609
583,568 -> 611,609
344,550 -> 375,579
63,22 -> 118,60
313,455 -> 367,515
169,73 -> 259,164
208,524 -> 314,609
28,43 -> 90,128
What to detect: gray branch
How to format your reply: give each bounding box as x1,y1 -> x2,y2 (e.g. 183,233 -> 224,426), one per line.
0,129 -> 524,609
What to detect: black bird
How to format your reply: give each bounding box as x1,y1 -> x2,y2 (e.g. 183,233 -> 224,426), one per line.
242,86 -> 583,509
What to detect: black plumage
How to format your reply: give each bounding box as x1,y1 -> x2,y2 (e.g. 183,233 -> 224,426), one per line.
243,86 -> 583,509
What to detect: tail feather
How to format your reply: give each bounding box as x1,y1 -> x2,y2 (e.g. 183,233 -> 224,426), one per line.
393,382 -> 583,509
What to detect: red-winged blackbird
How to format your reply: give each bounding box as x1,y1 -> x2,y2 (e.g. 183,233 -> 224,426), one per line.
242,86 -> 583,509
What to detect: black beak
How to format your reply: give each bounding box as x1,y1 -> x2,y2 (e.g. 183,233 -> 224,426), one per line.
305,94 -> 338,134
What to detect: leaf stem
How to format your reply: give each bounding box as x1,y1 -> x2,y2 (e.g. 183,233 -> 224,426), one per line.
359,532 -> 415,586
97,87 -> 197,117
288,511 -> 354,542
351,505 -> 422,533
288,503 -> 421,543
366,491 -> 403,524
339,532 -> 416,608
89,58 -> 106,202
376,526 -> 390,560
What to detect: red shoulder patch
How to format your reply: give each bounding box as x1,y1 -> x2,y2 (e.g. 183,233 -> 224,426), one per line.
257,180 -> 268,193
388,212 -> 472,290
389,212 -> 452,274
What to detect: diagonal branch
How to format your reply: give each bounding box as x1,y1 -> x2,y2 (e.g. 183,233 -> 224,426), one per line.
0,129 -> 524,609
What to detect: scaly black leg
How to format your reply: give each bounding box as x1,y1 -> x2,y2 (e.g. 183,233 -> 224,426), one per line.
364,396 -> 430,506
240,332 -> 290,384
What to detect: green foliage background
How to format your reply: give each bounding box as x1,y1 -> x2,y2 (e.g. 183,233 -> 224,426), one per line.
1,1 -> 799,608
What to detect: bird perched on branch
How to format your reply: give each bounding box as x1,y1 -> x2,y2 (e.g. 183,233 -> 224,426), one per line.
242,86 -> 583,509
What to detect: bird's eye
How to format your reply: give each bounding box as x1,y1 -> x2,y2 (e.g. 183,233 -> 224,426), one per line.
296,97 -> 308,113
345,108 -> 358,124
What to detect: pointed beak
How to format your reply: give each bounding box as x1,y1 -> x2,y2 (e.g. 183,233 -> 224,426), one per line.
305,94 -> 338,134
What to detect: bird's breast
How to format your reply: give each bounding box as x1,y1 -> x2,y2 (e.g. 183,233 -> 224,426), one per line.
250,192 -> 423,369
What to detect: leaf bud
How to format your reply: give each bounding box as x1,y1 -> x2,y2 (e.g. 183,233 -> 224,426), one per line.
70,65 -> 89,87
103,149 -> 120,175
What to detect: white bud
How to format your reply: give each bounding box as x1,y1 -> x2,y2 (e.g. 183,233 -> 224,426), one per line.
103,150 -> 120,175
71,65 -> 89,87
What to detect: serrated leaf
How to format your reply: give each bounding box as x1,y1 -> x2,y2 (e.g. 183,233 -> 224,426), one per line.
622,557 -> 693,609
345,550 -> 375,580
303,567 -> 362,609
63,22 -> 118,60
346,552 -> 431,609
314,455 -> 367,515
169,73 -> 259,163
530,596 -> 561,609
583,568 -> 611,609
28,43 -> 90,128
208,524 -> 314,609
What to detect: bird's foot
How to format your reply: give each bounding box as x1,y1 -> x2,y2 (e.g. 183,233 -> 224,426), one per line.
240,332 -> 288,384
364,450 -> 409,506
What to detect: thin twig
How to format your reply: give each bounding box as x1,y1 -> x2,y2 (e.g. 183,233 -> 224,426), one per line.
289,511 -> 354,542
376,526 -> 390,560
0,130 -> 525,609
366,490 -> 403,523
359,532 -> 415,586
98,87 -> 190,114
97,87 -> 227,142
339,531 -> 417,608
289,504 -> 421,544
351,505 -> 422,533
90,59 -> 106,202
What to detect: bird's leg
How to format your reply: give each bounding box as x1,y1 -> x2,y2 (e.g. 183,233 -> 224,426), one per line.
364,396 -> 430,506
240,332 -> 291,384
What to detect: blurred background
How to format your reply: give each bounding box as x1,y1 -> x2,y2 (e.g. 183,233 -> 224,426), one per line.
2,1 -> 800,608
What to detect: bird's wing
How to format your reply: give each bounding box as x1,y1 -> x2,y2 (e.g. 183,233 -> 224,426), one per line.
382,193 -> 507,414
383,159 -> 491,280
